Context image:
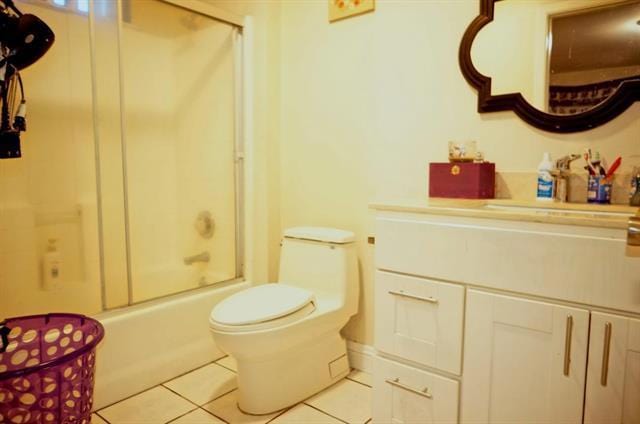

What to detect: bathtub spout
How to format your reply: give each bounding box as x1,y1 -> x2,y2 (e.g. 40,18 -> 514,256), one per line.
184,251 -> 210,265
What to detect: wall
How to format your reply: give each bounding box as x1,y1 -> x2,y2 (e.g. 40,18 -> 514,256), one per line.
279,0 -> 640,345
0,2 -> 102,318
472,0 -> 542,109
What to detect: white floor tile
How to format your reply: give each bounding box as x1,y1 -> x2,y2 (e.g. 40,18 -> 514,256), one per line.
99,386 -> 194,424
92,414 -> 109,424
170,408 -> 225,423
347,370 -> 372,387
216,355 -> 237,372
271,404 -> 343,423
202,390 -> 282,424
306,379 -> 371,424
164,363 -> 237,405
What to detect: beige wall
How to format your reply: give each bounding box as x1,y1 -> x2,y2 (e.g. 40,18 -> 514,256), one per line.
472,0 -> 546,110
0,3 -> 102,318
278,0 -> 640,345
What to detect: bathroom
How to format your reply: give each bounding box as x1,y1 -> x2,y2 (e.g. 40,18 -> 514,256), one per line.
0,0 -> 639,422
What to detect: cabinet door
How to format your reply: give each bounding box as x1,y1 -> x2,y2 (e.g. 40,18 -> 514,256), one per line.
585,312 -> 640,424
461,290 -> 589,423
373,356 -> 459,424
375,271 -> 465,374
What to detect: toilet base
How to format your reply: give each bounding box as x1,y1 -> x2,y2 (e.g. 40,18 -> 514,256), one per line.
235,331 -> 350,415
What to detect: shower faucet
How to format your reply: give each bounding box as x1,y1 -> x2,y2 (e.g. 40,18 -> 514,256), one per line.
184,251 -> 210,265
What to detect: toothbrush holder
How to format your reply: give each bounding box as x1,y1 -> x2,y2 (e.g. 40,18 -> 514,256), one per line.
587,175 -> 612,204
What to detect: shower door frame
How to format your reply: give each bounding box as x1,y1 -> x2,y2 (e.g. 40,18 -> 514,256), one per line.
91,0 -> 248,310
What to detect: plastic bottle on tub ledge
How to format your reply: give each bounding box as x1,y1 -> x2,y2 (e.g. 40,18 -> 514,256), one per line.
42,238 -> 61,290
537,152 -> 555,201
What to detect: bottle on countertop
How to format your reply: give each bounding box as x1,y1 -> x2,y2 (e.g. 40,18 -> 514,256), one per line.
42,238 -> 61,290
537,152 -> 555,201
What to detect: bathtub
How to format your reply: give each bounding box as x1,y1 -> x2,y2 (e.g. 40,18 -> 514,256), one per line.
93,280 -> 249,409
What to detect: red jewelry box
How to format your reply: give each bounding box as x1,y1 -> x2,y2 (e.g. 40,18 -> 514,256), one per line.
429,162 -> 495,199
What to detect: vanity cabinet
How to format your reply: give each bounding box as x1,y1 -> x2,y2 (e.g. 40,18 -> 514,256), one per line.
584,313 -> 640,424
372,207 -> 640,424
460,290 -> 590,423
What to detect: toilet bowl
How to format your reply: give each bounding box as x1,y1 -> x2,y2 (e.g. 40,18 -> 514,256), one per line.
209,227 -> 359,415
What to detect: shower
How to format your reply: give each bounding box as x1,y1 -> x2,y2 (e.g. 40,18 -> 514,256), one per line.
0,0 -> 245,318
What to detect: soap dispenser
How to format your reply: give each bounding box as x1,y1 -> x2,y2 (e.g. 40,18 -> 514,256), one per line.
42,238 -> 61,290
537,152 -> 555,201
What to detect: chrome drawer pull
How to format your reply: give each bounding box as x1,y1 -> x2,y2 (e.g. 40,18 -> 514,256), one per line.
601,322 -> 612,386
564,315 -> 573,376
386,378 -> 432,399
388,290 -> 438,304
628,216 -> 640,247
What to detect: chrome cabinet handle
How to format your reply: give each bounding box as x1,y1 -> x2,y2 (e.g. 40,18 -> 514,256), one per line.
601,322 -> 612,386
388,290 -> 438,304
386,378 -> 432,399
628,216 -> 640,247
564,315 -> 573,376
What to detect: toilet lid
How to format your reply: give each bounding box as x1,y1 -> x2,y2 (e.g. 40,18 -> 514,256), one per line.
210,284 -> 315,326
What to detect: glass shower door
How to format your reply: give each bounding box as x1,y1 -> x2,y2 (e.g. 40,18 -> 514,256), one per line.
118,0 -> 239,303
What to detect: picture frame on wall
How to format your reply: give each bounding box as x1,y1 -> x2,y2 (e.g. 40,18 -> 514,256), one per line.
329,0 -> 375,22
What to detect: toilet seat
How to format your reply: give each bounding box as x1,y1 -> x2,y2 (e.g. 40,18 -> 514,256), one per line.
209,284 -> 316,332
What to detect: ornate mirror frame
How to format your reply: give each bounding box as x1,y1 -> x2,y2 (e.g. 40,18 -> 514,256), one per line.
458,0 -> 640,133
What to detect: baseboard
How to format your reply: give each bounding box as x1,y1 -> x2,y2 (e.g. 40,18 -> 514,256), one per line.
346,340 -> 375,374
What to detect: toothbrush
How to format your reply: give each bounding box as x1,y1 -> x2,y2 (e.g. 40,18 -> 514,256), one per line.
605,157 -> 621,180
584,151 -> 597,175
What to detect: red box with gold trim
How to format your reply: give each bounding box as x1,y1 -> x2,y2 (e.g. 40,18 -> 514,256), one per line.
429,162 -> 495,199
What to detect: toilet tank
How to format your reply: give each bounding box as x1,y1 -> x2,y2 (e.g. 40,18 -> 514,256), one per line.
278,227 -> 358,312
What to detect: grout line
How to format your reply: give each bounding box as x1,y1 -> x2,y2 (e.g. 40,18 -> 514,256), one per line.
214,357 -> 237,374
345,375 -> 372,388
204,387 -> 240,406
164,406 -> 200,424
94,362 -> 216,413
263,404 -> 294,423
302,403 -> 350,424
95,386 -> 161,414
161,384 -> 241,409
161,384 -> 206,409
198,406 -> 231,424
216,364 -> 237,373
94,411 -> 111,423
161,361 -> 217,385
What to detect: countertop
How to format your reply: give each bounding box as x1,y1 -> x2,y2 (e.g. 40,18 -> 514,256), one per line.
370,198 -> 638,230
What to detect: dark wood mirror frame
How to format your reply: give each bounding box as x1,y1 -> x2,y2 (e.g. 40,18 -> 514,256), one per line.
458,0 -> 640,133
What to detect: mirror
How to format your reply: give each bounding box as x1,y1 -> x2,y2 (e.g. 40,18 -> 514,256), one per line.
459,0 -> 640,133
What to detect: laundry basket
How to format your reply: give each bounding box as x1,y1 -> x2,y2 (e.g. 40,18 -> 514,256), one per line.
0,313 -> 104,424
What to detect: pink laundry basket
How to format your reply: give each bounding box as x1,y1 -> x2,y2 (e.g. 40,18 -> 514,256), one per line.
0,313 -> 104,424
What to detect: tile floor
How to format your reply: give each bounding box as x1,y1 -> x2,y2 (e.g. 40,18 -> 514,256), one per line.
93,356 -> 372,424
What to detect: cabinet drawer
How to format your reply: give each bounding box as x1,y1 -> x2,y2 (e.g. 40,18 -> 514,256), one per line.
375,271 -> 464,375
373,356 -> 459,424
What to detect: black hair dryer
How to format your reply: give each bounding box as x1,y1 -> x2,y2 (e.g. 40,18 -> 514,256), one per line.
0,0 -> 55,159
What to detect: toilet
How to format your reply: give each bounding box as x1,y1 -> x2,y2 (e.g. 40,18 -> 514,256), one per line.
209,227 -> 359,414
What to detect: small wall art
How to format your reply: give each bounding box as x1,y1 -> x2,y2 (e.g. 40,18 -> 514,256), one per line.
329,0 -> 375,22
